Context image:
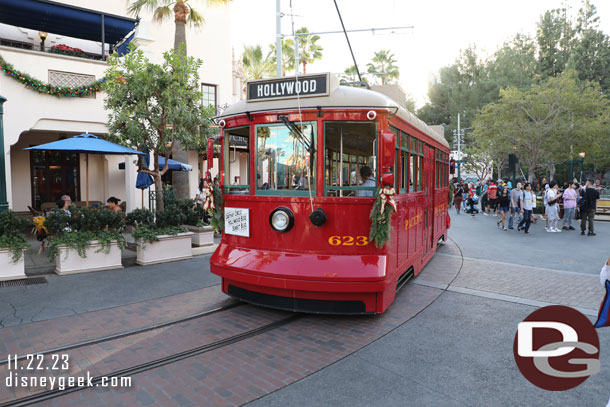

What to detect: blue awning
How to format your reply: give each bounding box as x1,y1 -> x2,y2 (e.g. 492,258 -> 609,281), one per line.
0,0 -> 138,45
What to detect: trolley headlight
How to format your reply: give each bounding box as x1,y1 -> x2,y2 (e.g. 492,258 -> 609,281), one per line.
269,207 -> 294,233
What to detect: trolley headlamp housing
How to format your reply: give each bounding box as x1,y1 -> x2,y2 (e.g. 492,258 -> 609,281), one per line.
269,207 -> 295,233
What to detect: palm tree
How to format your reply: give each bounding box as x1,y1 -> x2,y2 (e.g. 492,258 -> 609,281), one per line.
295,27 -> 323,74
340,65 -> 359,83
242,44 -> 275,81
128,0 -> 231,56
269,38 -> 295,76
367,49 -> 400,85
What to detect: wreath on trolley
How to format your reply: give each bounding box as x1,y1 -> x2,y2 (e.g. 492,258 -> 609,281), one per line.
369,187 -> 397,248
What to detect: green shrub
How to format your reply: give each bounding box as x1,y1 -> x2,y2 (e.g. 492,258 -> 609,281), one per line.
125,208 -> 154,228
155,208 -> 186,228
173,198 -> 207,227
44,206 -> 126,259
0,211 -> 31,263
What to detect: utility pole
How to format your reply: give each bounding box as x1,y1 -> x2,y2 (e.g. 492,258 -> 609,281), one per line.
276,0 -> 282,77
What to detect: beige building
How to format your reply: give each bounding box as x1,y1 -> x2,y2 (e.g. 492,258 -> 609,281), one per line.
0,0 -> 234,212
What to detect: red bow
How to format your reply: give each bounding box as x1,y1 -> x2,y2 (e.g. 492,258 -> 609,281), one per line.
379,187 -> 397,215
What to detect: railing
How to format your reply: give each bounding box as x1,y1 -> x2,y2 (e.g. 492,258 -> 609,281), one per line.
0,38 -> 105,60
148,190 -> 176,212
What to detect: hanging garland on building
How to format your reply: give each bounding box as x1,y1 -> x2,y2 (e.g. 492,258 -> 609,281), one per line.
0,55 -> 105,97
202,179 -> 224,233
369,187 -> 397,248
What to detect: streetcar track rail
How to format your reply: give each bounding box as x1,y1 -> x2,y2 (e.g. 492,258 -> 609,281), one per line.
1,313 -> 302,407
0,299 -> 243,366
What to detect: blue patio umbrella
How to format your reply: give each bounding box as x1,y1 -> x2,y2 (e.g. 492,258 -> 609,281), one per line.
119,156 -> 193,189
25,133 -> 145,205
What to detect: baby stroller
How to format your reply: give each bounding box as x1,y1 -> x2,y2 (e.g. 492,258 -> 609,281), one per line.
466,195 -> 479,214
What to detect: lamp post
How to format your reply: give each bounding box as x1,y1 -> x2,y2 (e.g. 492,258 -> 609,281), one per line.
0,95 -> 8,212
578,151 -> 585,182
39,31 -> 48,51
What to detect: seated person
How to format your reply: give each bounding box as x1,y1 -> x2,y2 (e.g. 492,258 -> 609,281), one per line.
356,166 -> 376,197
106,197 -> 122,214
57,195 -> 72,215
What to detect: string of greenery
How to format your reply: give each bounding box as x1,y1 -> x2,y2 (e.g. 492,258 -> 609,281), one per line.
368,190 -> 395,248
0,54 -> 105,98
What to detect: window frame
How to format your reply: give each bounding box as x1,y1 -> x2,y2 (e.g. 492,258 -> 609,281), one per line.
255,121 -> 317,197
223,126 -> 251,194
201,82 -> 217,114
323,121 -> 378,197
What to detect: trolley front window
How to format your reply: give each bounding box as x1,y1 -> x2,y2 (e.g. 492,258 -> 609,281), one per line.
224,126 -> 250,194
255,122 -> 316,196
324,122 -> 377,197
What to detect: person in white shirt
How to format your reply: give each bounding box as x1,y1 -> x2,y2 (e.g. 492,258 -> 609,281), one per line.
545,181 -> 562,232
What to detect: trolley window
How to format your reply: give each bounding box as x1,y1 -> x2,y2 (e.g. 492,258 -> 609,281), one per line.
224,126 -> 250,194
400,132 -> 409,193
324,122 -> 377,197
255,121 -> 316,196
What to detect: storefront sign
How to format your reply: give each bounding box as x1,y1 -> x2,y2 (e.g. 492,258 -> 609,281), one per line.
225,207 -> 250,237
247,74 -> 329,102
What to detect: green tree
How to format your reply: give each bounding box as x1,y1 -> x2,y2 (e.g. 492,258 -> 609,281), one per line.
295,27 -> 323,74
128,0 -> 230,56
269,38 -> 295,76
242,44 -> 275,81
487,34 -> 538,91
536,8 -> 575,78
471,71 -> 607,182
104,46 -> 213,211
366,49 -> 399,85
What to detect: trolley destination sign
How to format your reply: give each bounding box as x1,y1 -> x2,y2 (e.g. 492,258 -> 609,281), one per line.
247,73 -> 329,102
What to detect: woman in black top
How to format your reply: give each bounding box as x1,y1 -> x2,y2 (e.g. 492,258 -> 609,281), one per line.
454,184 -> 464,214
497,188 -> 510,230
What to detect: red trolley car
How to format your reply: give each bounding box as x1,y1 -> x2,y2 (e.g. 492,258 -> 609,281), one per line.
210,73 -> 450,314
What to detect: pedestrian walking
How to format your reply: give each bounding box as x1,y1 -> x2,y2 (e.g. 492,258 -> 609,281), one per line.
580,179 -> 600,236
480,180 -> 489,215
561,181 -> 578,230
497,188 -> 510,230
454,183 -> 464,214
545,181 -> 562,232
518,183 -> 535,234
543,184 -> 550,230
486,180 -> 498,216
508,182 -> 523,230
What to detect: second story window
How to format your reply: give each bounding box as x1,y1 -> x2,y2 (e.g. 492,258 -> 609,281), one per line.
201,83 -> 217,113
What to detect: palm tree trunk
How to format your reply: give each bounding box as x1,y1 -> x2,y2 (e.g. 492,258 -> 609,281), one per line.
171,1 -> 190,199
174,1 -> 188,56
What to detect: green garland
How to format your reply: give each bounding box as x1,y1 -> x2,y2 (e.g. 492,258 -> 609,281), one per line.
208,184 -> 224,233
368,189 -> 396,248
0,54 -> 106,97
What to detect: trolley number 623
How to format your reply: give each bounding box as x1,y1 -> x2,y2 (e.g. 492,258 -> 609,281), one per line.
328,236 -> 368,246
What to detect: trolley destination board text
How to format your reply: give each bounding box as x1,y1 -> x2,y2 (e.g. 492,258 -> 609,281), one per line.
247,73 -> 329,102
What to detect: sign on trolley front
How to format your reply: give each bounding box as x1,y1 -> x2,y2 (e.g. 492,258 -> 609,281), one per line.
224,207 -> 250,237
247,73 -> 329,102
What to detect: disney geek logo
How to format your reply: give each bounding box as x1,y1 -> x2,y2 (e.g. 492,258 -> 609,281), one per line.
513,305 -> 600,391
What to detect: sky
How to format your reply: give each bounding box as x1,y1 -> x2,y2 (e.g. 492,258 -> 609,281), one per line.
231,0 -> 610,107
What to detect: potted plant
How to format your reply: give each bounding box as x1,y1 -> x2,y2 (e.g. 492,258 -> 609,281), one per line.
45,207 -> 125,275
176,199 -> 214,247
0,211 -> 31,281
126,208 -> 193,265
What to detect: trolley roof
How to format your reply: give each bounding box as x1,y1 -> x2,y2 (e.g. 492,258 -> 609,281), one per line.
218,74 -> 449,148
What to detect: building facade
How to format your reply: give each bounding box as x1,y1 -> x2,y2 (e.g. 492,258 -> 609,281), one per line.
0,0 -> 234,212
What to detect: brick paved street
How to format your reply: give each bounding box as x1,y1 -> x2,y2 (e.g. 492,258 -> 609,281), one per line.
1,212 -> 609,406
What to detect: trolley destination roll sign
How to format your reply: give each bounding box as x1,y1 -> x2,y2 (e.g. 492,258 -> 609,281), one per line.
247,73 -> 329,102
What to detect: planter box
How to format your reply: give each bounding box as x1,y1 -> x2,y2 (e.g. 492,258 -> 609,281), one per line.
0,249 -> 26,281
136,232 -> 193,265
185,225 -> 214,247
55,241 -> 123,275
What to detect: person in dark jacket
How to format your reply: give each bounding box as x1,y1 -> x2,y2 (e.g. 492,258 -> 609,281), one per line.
580,179 -> 600,236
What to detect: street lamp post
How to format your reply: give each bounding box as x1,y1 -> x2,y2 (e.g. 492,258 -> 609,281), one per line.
0,95 -> 8,212
578,151 -> 585,182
